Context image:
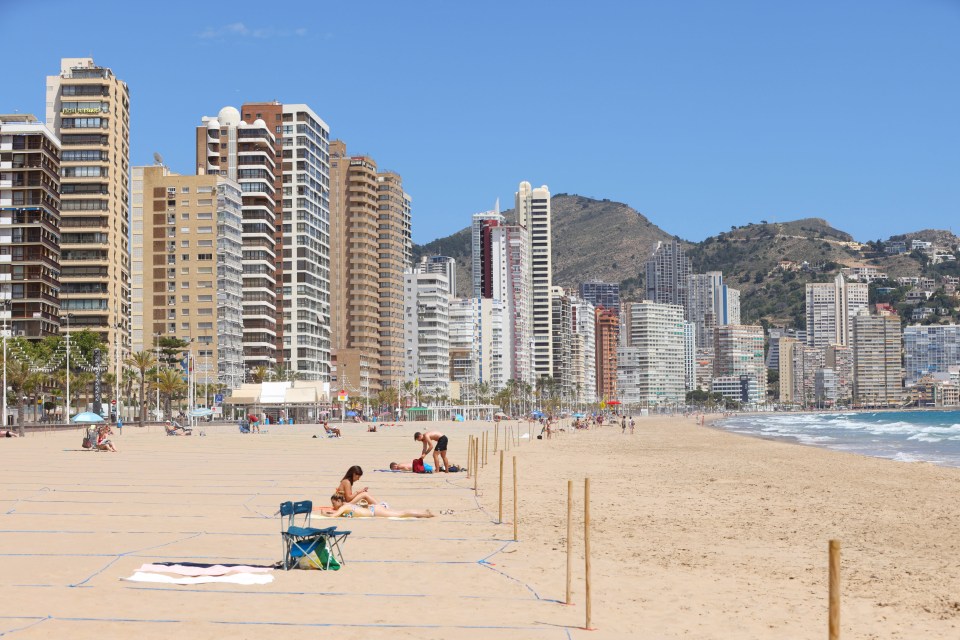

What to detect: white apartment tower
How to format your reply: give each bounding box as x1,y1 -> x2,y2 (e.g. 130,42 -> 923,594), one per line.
197,107 -> 278,369
806,273 -> 869,348
686,271 -> 741,349
481,222 -> 532,385
403,269 -> 451,397
571,297 -> 597,404
618,301 -> 686,406
645,239 -> 691,309
516,182 -> 552,380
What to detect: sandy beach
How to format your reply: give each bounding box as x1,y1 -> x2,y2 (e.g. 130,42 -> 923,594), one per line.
2,416 -> 959,639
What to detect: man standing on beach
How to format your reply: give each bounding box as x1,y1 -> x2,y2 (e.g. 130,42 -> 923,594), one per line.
414,431 -> 449,473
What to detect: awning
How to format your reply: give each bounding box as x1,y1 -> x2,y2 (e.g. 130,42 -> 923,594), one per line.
284,387 -> 317,404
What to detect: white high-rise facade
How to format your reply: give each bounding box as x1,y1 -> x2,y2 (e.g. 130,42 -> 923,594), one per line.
496,224 -> 532,385
403,269 -> 450,397
806,273 -> 869,348
572,297 -> 597,404
516,182 -> 552,380
617,301 -> 686,406
277,104 -> 331,381
686,271 -> 740,349
448,297 -> 507,391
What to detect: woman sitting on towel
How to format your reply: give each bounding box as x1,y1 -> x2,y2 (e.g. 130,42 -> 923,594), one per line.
335,465 -> 380,506
330,494 -> 434,518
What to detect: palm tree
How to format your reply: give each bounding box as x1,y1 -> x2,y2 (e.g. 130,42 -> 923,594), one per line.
125,351 -> 156,428
121,367 -> 137,417
250,366 -> 268,383
70,371 -> 95,415
402,381 -> 415,409
157,368 -> 187,419
6,359 -> 40,436
476,381 -> 491,406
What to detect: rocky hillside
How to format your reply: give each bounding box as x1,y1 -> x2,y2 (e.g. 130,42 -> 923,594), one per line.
413,194 -> 680,298
415,195 -> 941,328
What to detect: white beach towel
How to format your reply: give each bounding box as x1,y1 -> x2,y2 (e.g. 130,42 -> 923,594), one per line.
122,571 -> 274,585
136,563 -> 272,576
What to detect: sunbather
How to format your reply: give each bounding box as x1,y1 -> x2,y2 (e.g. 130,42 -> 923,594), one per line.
335,465 -> 380,506
389,461 -> 434,472
329,494 -> 434,518
2,429 -> 19,438
323,421 -> 341,437
96,425 -> 117,452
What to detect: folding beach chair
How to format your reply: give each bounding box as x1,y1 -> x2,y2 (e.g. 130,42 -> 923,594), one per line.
278,500 -> 350,570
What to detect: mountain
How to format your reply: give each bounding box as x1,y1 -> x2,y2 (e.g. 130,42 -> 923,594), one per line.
412,194 -> 680,298
414,195 -> 941,328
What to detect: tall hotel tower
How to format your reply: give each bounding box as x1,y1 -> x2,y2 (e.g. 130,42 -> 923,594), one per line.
46,58 -> 130,350
196,107 -> 278,370
516,181 -> 552,379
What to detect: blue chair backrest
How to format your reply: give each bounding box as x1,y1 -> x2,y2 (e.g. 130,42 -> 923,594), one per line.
279,501 -> 294,517
293,500 -> 312,515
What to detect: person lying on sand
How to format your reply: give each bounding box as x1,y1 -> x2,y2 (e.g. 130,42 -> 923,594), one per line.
2,430 -> 19,438
389,461 -> 434,472
329,494 -> 434,518
335,465 -> 380,505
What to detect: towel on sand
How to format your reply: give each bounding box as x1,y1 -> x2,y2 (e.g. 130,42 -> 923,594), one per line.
122,571 -> 273,585
136,563 -> 272,576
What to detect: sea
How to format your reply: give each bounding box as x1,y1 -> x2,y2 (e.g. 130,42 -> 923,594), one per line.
715,410 -> 960,468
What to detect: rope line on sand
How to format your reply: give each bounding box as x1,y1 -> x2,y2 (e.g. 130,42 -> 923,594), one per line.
69,532 -> 202,587
0,614 -> 560,634
0,616 -> 51,637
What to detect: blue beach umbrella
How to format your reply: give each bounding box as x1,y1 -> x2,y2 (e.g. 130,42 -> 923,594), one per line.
72,411 -> 106,423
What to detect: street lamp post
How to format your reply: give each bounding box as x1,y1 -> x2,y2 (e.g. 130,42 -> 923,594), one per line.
114,323 -> 121,422
62,313 -> 74,420
1,300 -> 10,429
153,334 -> 161,420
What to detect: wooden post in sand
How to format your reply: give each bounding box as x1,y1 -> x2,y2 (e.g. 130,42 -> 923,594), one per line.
483,431 -> 488,466
829,539 -> 840,640
506,426 -> 510,452
498,450 -> 504,524
566,479 -> 573,605
512,456 -> 518,541
466,436 -> 472,478
494,424 -> 499,453
584,477 -> 593,630
473,437 -> 479,492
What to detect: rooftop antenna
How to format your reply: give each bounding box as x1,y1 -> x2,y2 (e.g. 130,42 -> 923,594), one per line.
153,152 -> 163,166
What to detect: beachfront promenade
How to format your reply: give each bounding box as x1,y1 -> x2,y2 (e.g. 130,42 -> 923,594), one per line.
0,422 -> 574,640
4,416 -> 960,638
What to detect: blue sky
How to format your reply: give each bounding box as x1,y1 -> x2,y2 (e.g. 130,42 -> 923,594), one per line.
1,0 -> 957,244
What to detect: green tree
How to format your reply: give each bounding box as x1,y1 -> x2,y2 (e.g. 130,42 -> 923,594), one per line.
157,368 -> 187,419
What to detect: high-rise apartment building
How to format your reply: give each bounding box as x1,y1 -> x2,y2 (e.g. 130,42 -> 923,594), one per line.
197,107 -> 278,370
376,171 -> 412,389
806,274 -> 869,348
420,256 -> 456,296
0,115 -> 61,338
617,301 -> 686,406
645,239 -> 691,309
683,321 -> 696,391
713,325 -> 767,404
46,57 -> 130,349
472,209 -> 504,298
550,287 -> 573,399
131,166 -> 244,389
240,103 -> 332,382
448,297 -> 506,391
903,324 -> 960,385
571,298 -> 596,404
825,344 -> 853,404
516,182 -> 553,379
579,281 -> 620,315
595,307 -> 619,400
852,313 -> 902,407
329,141 -> 411,393
767,327 -> 807,371
777,337 -> 798,403
329,142 -> 380,391
403,269 -> 450,396
686,272 -> 740,349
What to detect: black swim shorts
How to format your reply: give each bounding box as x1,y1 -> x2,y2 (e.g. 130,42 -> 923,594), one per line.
435,435 -> 449,452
